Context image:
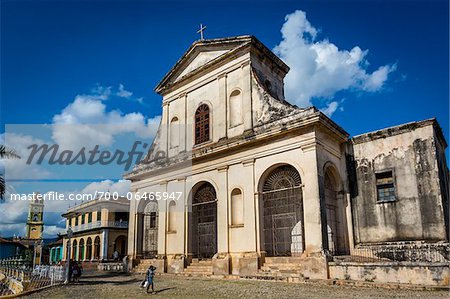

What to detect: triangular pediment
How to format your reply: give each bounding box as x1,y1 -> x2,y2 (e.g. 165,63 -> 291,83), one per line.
155,36 -> 254,94
174,49 -> 230,81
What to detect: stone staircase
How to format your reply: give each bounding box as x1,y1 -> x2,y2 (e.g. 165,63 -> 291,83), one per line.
184,259 -> 213,276
260,257 -> 303,276
133,259 -> 154,274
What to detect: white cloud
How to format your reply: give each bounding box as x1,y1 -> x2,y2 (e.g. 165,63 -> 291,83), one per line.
362,64 -> 397,92
1,133 -> 52,180
0,223 -> 27,237
80,179 -> 130,196
274,10 -> 396,116
43,225 -> 65,238
52,85 -> 161,150
1,84 -> 153,237
116,84 -> 133,98
0,198 -> 28,226
320,101 -> 339,117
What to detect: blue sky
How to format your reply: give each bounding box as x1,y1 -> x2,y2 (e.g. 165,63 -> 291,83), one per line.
0,0 -> 448,237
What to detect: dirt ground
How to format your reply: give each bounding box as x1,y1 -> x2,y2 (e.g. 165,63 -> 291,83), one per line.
23,272 -> 449,299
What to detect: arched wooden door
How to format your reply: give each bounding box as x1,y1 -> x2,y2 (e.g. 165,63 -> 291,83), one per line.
190,182 -> 217,259
142,201 -> 158,258
260,165 -> 304,257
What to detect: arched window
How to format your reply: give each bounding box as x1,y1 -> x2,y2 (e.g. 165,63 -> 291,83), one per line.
229,90 -> 242,127
86,237 -> 92,260
231,188 -> 244,226
78,238 -> 85,261
195,104 -> 210,145
168,201 -> 177,232
94,236 -> 101,259
66,241 -> 70,260
72,239 -> 78,261
170,117 -> 180,148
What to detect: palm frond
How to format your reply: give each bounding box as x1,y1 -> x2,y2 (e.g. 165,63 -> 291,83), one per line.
0,175 -> 4,201
0,145 -> 21,159
0,145 -> 20,201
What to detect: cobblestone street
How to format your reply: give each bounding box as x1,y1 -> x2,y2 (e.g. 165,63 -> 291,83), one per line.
23,272 -> 449,299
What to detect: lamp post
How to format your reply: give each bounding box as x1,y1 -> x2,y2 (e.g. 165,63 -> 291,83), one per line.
64,227 -> 73,284
32,241 -> 37,269
39,240 -> 44,265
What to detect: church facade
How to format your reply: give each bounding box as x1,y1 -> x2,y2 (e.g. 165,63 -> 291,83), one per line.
124,36 -> 449,281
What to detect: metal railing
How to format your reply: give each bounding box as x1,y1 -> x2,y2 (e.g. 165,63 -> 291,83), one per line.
0,265 -> 65,295
331,242 -> 450,263
108,220 -> 128,228
71,220 -> 128,232
72,220 -> 102,232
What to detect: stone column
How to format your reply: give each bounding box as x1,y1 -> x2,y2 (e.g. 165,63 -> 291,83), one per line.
344,192 -> 355,253
216,165 -> 229,253
253,192 -> 260,253
164,101 -> 170,155
179,93 -> 187,153
217,74 -> 227,140
127,198 -> 137,259
241,61 -> 252,132
159,181 -> 168,257
213,166 -> 230,275
101,229 -> 109,260
299,143 -> 328,280
301,143 -> 324,254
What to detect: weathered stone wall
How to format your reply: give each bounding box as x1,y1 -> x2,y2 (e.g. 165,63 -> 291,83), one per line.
350,120 -> 448,244
435,127 -> 450,238
329,262 -> 450,286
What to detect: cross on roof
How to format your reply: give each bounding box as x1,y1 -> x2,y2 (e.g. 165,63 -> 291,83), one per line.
197,24 -> 206,40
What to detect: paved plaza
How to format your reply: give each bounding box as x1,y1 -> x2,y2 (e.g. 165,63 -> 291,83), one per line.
23,272 -> 449,299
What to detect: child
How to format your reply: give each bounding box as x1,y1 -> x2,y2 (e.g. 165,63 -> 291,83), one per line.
146,265 -> 156,294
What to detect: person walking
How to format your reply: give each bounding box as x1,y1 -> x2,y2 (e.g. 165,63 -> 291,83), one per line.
145,265 -> 156,294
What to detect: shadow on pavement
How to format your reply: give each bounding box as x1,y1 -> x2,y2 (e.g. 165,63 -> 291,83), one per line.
82,272 -> 132,279
151,287 -> 176,294
73,277 -> 141,286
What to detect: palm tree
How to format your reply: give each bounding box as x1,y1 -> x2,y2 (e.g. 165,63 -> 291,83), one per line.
0,145 -> 21,200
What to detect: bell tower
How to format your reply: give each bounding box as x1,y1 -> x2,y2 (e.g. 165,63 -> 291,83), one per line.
26,193 -> 44,239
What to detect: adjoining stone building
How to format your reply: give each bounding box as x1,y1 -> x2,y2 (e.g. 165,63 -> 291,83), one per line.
124,36 -> 449,285
61,197 -> 129,264
350,120 -> 448,245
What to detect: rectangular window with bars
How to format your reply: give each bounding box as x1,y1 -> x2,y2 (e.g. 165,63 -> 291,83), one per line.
376,171 -> 396,202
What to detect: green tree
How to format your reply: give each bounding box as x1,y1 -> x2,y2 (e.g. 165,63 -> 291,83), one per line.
0,145 -> 21,200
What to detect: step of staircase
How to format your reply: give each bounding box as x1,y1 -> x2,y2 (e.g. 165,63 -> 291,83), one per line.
132,259 -> 157,274
184,259 -> 213,275
190,258 -> 212,264
260,257 -> 303,275
264,257 -> 303,264
261,264 -> 302,271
